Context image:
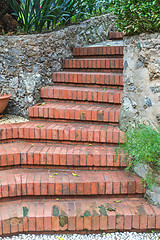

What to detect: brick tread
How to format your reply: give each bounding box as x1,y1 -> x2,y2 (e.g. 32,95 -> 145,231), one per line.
0,142 -> 127,168
73,46 -> 123,57
41,86 -> 123,104
0,198 -> 159,235
109,31 -> 124,40
0,168 -> 145,198
0,121 -> 124,144
52,72 -> 123,86
29,102 -> 120,123
63,58 -> 123,70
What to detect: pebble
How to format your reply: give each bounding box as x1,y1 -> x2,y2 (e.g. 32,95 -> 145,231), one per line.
0,232 -> 160,240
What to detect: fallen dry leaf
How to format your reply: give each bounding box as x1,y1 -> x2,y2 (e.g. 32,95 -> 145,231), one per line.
72,173 -> 79,177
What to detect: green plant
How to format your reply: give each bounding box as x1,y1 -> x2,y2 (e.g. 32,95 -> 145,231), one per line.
7,0 -> 113,33
7,0 -> 62,33
116,125 -> 160,187
113,0 -> 160,35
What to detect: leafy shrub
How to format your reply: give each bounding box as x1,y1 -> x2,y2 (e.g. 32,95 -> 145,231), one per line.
117,125 -> 160,187
113,0 -> 160,35
7,0 -> 113,33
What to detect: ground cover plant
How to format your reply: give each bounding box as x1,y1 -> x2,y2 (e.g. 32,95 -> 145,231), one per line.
113,0 -> 160,35
116,125 -> 160,188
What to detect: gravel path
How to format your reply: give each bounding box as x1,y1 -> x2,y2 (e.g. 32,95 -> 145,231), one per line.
0,114 -> 28,125
1,233 -> 160,240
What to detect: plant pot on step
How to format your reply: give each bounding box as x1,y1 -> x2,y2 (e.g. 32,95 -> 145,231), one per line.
0,94 -> 11,118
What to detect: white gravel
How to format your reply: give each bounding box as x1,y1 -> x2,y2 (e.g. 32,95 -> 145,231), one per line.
0,114 -> 28,125
1,232 -> 160,240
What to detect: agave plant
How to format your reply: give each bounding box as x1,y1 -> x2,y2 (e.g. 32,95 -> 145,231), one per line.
7,0 -> 59,33
7,0 -> 114,33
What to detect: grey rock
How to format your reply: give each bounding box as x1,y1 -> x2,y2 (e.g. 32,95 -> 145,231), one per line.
124,60 -> 128,70
136,60 -> 144,68
119,97 -> 138,131
146,189 -> 160,205
143,97 -> 152,109
150,86 -> 160,93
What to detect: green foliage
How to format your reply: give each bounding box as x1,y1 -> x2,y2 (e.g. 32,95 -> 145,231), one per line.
113,0 -> 160,35
7,0 -> 64,33
7,0 -> 113,33
117,125 -> 160,187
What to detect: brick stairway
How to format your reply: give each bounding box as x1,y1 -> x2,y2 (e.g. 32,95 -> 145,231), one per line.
0,31 -> 160,236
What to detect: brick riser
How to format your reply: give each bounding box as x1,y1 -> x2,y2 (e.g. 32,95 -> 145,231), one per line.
108,31 -> 124,39
40,86 -> 123,105
0,32 -> 160,235
52,72 -> 123,86
73,46 -> 123,57
52,72 -> 123,89
0,198 -> 159,236
0,169 -> 145,199
0,122 -> 124,144
29,102 -> 120,124
0,143 -> 127,169
63,59 -> 123,72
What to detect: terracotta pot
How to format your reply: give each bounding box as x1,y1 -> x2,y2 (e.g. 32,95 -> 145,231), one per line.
0,94 -> 11,115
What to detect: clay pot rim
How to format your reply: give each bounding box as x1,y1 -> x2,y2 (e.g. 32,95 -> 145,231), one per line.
0,94 -> 11,100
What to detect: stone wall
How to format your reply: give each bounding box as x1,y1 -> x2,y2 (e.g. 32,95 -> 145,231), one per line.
120,33 -> 160,206
119,33 -> 160,131
0,13 -> 117,117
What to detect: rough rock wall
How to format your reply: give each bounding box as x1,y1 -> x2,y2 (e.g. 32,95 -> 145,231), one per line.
119,33 -> 160,131
0,13 -> 116,117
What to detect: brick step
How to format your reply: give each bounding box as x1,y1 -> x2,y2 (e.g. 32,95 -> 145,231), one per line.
109,31 -> 124,40
41,86 -> 122,105
29,102 -> 120,124
73,46 -> 123,58
0,142 -> 127,169
52,72 -> 123,87
63,58 -> 123,72
0,121 -> 124,144
0,169 -> 145,199
0,198 -> 159,236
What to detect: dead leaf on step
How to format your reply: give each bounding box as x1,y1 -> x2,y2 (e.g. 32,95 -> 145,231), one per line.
72,173 -> 79,177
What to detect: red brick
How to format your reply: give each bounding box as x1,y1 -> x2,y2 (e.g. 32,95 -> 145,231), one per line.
52,216 -> 59,231
76,217 -> 83,230
108,211 -> 116,230
100,215 -> 107,230
84,216 -> 91,230
36,204 -> 44,231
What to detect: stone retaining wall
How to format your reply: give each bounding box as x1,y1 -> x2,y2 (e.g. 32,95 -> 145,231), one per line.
120,33 -> 160,206
119,33 -> 160,130
0,13 -> 116,117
